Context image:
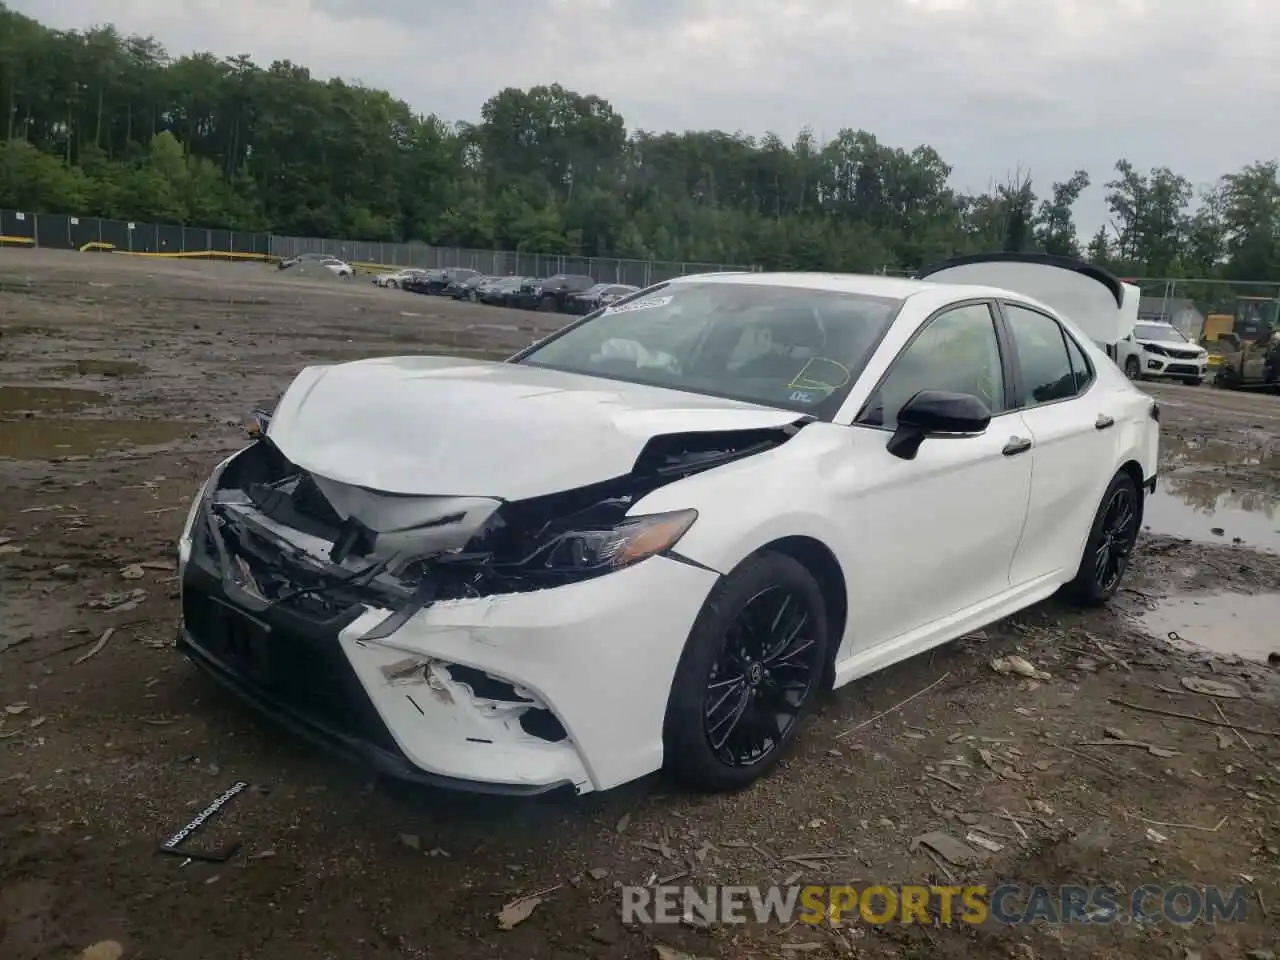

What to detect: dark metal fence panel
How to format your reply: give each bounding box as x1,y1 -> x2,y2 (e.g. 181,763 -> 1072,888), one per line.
99,218 -> 131,252
33,213 -> 74,250
68,215 -> 101,250
208,229 -> 232,252
157,222 -> 184,254
0,209 -> 36,242
183,226 -> 209,252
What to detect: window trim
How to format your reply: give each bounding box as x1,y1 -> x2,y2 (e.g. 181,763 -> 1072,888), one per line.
1061,323 -> 1096,393
994,299 -> 1097,411
852,298 -> 1017,433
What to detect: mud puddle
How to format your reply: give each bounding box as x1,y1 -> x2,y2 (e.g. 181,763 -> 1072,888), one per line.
1142,477 -> 1280,552
0,385 -> 107,414
51,359 -> 147,377
1165,436 -> 1279,471
0,418 -> 194,459
1131,591 -> 1280,662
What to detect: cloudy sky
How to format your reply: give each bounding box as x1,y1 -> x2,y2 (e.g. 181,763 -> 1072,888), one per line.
13,0 -> 1280,234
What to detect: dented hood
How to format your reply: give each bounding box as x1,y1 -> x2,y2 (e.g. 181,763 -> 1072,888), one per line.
266,355 -> 803,499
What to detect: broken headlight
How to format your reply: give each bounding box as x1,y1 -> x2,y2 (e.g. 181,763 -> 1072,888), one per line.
536,509 -> 697,573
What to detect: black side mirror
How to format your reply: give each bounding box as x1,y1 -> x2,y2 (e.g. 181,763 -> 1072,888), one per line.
886,390 -> 991,461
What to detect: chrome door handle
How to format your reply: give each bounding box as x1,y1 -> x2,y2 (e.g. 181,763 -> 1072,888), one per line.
1095,414 -> 1115,430
1002,436 -> 1032,456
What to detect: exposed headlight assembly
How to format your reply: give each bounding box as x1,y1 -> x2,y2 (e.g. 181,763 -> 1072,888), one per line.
534,509 -> 698,573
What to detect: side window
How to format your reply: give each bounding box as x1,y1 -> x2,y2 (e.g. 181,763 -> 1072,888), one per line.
1062,330 -> 1094,392
858,303 -> 1004,429
1003,303 -> 1078,406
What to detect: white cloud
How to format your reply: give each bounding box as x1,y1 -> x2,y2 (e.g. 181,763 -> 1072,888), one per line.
12,0 -> 1280,234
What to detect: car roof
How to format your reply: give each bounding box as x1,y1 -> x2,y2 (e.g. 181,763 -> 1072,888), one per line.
665,270 -> 1088,316
666,271 -> 946,299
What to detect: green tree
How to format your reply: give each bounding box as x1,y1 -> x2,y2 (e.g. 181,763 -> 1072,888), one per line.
0,1 -> 1275,279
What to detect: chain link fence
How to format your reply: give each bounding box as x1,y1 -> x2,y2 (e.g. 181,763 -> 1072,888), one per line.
267,236 -> 751,287
0,207 -> 752,284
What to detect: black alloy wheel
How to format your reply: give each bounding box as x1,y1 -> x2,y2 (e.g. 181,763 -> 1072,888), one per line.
664,551 -> 829,791
704,586 -> 820,768
1093,483 -> 1137,595
1066,471 -> 1141,606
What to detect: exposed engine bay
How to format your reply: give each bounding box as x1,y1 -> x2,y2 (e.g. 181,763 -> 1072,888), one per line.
197,415 -> 812,641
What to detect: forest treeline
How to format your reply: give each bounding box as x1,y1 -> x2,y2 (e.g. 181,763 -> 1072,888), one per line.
1,3 -> 1277,278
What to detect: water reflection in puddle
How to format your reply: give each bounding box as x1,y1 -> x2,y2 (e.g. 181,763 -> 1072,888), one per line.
1131,592 -> 1280,662
1164,436 -> 1278,470
1143,477 -> 1280,553
0,419 -> 194,459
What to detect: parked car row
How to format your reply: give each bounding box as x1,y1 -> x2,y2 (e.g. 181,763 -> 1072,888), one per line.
371,267 -> 639,315
278,252 -> 354,276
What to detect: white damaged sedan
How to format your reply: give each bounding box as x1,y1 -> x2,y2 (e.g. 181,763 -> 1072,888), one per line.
177,264 -> 1159,796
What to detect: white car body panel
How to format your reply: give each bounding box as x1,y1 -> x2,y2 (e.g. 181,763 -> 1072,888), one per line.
266,356 -> 803,499
179,267 -> 1159,795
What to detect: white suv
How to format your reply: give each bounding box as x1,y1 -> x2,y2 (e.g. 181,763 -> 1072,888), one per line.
1116,321 -> 1208,385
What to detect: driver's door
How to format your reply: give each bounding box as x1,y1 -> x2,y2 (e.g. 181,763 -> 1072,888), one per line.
838,301 -> 1035,655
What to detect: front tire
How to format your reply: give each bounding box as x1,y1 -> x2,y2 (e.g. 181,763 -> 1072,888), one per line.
1065,471 -> 1141,607
663,552 -> 828,792
1124,356 -> 1141,380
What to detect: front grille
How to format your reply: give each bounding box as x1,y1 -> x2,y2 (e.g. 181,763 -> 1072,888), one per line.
183,588 -> 397,751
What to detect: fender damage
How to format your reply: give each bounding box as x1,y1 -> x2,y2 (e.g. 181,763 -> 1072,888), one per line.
180,402 -> 810,791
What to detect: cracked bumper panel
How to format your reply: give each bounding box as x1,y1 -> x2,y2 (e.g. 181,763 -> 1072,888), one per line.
179,509 -> 720,794
341,555 -> 720,793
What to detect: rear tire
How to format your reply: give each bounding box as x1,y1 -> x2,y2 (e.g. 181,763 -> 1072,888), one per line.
663,552 -> 828,792
1065,471 -> 1141,607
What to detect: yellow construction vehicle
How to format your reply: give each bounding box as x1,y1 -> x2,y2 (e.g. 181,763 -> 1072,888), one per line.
1202,295 -> 1280,390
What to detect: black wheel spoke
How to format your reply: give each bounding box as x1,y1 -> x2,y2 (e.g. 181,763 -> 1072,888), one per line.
702,584 -> 821,768
706,683 -> 750,751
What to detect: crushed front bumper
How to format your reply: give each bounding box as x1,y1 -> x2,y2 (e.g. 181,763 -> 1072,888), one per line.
178,502 -> 720,795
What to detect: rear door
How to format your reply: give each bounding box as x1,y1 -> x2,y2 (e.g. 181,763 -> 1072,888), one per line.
998,300 -> 1119,586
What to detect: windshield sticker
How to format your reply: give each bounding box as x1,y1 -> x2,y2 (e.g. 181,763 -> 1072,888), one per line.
603,296 -> 673,315
788,357 -> 851,392
789,390 -> 820,404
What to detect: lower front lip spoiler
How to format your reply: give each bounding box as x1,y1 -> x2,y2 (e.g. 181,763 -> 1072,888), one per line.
176,627 -> 573,797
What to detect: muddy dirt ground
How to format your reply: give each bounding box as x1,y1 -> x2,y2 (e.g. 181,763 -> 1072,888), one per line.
2,249 -> 1279,960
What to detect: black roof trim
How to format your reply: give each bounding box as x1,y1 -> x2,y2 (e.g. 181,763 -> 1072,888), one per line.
915,252 -> 1126,310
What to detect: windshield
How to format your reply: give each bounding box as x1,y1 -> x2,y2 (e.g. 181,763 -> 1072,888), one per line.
1135,323 -> 1186,342
514,281 -> 903,418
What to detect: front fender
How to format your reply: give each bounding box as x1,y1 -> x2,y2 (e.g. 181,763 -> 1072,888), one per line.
631,424 -> 854,576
